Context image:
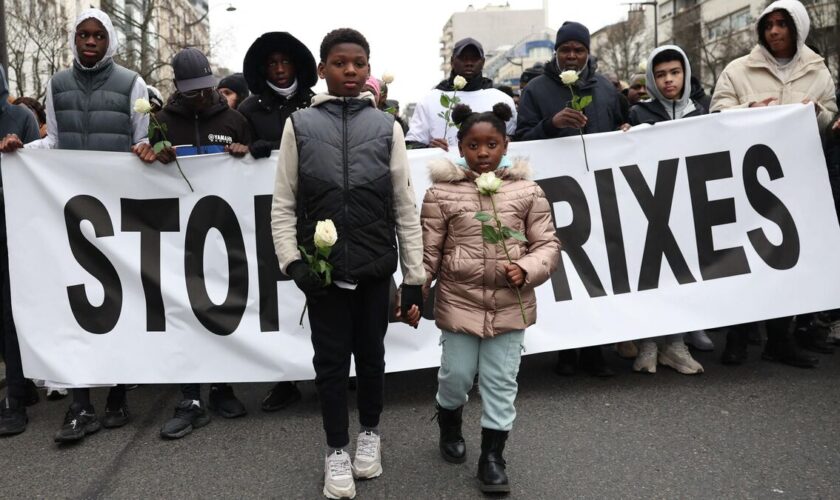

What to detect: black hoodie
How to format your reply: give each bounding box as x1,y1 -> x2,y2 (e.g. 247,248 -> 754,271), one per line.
152,90 -> 252,156
238,32 -> 317,157
515,57 -> 624,141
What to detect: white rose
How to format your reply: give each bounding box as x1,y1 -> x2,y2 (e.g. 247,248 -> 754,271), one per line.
560,70 -> 579,85
314,219 -> 338,249
475,172 -> 503,195
381,72 -> 395,84
453,75 -> 467,90
638,60 -> 647,72
133,98 -> 152,114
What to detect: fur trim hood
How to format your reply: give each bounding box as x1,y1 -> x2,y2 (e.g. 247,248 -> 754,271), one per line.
428,157 -> 532,183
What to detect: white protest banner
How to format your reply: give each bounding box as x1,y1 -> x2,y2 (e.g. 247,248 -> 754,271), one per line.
3,104 -> 840,385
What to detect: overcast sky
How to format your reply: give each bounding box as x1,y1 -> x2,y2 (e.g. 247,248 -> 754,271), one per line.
208,0 -> 634,105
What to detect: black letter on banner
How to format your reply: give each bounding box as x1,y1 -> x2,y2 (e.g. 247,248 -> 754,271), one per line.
742,144 -> 800,269
536,176 -> 606,301
64,195 -> 121,334
594,169 -> 630,294
121,198 -> 180,332
622,161 -> 697,290
184,196 -> 248,335
686,151 -> 752,280
254,194 -> 290,332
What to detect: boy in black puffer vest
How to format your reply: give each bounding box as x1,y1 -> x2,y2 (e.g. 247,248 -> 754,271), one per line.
270,28 -> 424,500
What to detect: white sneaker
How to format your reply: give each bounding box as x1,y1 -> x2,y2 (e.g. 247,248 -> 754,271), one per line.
659,341 -> 704,375
633,341 -> 657,373
684,330 -> 714,351
352,430 -> 382,479
323,449 -> 355,499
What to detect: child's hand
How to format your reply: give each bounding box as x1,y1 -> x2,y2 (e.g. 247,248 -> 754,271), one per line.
394,304 -> 421,328
504,263 -> 526,288
226,143 -> 249,157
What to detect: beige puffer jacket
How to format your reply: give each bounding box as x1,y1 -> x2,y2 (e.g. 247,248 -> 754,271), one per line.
421,157 -> 561,338
710,0 -> 837,131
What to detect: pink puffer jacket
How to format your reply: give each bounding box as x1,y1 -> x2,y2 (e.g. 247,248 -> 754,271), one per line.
421,157 -> 561,338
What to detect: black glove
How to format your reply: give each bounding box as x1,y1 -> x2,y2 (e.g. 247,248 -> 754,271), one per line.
250,139 -> 278,159
400,284 -> 424,318
287,260 -> 327,299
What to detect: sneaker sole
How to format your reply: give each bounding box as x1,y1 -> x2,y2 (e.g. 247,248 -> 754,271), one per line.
323,483 -> 356,499
55,420 -> 101,443
658,355 -> 703,375
0,418 -> 28,436
352,462 -> 383,480
160,414 -> 211,440
208,403 -> 247,419
261,392 -> 302,412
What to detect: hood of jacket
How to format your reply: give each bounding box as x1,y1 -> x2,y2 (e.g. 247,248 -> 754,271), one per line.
163,90 -> 230,118
756,0 -> 810,61
435,72 -> 494,92
70,8 -> 118,72
645,45 -> 695,119
428,156 -> 532,184
243,32 -> 317,95
0,66 -> 9,114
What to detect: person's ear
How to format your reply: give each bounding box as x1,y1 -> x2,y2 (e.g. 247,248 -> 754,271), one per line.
458,143 -> 465,157
317,62 -> 325,79
503,138 -> 509,155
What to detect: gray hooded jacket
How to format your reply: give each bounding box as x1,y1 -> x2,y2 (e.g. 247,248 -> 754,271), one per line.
629,45 -> 707,126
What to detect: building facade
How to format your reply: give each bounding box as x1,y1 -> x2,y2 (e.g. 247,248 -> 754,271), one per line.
439,3 -> 546,77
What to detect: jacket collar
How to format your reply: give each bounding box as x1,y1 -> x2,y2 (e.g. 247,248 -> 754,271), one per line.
744,44 -> 825,82
311,91 -> 377,108
428,157 -> 532,183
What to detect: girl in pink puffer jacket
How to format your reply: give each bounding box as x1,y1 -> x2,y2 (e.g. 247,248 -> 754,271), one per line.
420,103 -> 560,494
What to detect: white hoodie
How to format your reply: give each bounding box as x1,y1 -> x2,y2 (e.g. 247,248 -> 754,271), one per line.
26,8 -> 149,149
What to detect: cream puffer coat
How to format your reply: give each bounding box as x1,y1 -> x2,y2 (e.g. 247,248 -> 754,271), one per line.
710,0 -> 837,131
421,157 -> 561,338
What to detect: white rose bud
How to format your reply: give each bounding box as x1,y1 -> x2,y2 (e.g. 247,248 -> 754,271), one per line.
560,70 -> 579,85
381,72 -> 395,84
453,75 -> 467,90
133,98 -> 152,114
314,219 -> 338,249
475,172 -> 503,195
638,60 -> 647,72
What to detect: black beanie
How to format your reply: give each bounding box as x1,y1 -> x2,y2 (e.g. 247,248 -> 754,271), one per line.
218,73 -> 250,100
555,21 -> 590,50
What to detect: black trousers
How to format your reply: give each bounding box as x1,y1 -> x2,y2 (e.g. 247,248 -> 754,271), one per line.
308,277 -> 390,448
0,192 -> 26,401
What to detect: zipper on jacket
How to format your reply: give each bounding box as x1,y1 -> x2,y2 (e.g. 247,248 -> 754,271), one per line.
342,101 -> 351,281
194,113 -> 202,154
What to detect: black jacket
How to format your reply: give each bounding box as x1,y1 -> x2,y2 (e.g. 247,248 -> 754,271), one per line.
152,91 -> 252,154
515,58 -> 625,141
628,98 -> 707,126
239,32 -> 317,158
690,77 -> 712,112
0,66 -> 40,190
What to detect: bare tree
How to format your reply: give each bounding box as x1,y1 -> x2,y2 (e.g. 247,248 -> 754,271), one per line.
4,0 -> 68,100
599,10 -> 649,82
698,23 -> 753,91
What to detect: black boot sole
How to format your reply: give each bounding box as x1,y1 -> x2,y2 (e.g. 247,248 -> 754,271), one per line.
761,352 -> 818,368
478,480 -> 511,493
441,448 -> 467,464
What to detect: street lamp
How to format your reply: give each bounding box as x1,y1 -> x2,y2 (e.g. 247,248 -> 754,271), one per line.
623,1 -> 659,47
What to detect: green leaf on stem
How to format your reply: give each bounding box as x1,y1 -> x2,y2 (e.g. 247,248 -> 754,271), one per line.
153,141 -> 166,154
503,227 -> 528,242
481,224 -> 502,244
440,94 -> 451,107
474,211 -> 493,222
578,95 -> 593,109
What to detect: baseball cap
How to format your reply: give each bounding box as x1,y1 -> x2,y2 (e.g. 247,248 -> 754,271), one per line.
172,47 -> 217,92
452,37 -> 484,59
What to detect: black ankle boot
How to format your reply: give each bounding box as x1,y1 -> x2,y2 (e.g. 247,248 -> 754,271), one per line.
763,317 -> 818,368
478,428 -> 510,494
579,346 -> 615,378
796,313 -> 835,354
721,327 -> 749,365
435,403 -> 466,463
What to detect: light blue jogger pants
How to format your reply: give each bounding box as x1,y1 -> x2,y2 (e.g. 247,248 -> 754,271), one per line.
435,329 -> 525,431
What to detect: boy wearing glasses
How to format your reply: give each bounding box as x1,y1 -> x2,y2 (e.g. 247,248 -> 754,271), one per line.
133,47 -> 251,163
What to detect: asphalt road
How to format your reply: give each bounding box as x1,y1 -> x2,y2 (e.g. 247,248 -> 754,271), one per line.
2,330 -> 839,499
